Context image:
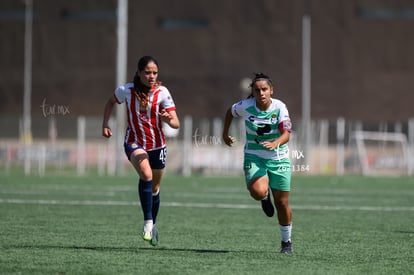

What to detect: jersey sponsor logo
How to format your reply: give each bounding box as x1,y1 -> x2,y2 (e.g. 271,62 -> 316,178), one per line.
248,115 -> 278,125
256,124 -> 271,136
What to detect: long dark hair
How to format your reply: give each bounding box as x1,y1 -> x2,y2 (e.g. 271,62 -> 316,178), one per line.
247,72 -> 274,98
133,56 -> 162,108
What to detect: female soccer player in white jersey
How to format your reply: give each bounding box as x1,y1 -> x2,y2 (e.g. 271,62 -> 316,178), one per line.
222,73 -> 293,253
102,56 -> 180,246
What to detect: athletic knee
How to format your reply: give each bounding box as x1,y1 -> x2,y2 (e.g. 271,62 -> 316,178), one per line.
274,198 -> 290,210
140,172 -> 152,181
248,185 -> 268,200
135,165 -> 152,181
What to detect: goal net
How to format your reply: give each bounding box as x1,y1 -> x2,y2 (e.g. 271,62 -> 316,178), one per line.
351,131 -> 411,176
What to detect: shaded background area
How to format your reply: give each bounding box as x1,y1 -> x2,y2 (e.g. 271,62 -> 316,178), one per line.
1,0 -> 414,121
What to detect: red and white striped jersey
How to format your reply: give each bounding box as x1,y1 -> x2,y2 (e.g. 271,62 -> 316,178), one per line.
113,82 -> 176,151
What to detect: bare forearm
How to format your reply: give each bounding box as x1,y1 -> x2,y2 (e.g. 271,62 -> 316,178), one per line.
222,108 -> 233,136
222,108 -> 235,146
102,99 -> 115,127
168,117 -> 180,129
161,110 -> 180,129
102,97 -> 116,138
274,131 -> 290,147
262,130 -> 290,150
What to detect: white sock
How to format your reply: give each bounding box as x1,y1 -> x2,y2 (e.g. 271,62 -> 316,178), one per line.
261,190 -> 269,201
144,219 -> 153,231
279,224 -> 292,242
153,188 -> 160,196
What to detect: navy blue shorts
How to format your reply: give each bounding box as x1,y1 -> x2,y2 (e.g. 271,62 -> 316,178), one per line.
124,142 -> 167,169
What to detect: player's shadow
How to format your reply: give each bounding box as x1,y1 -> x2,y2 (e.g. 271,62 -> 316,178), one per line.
139,247 -> 231,254
70,245 -> 233,254
5,245 -> 233,254
395,230 -> 414,234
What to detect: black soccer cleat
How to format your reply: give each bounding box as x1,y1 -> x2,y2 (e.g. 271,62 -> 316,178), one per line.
260,192 -> 275,217
280,241 -> 293,254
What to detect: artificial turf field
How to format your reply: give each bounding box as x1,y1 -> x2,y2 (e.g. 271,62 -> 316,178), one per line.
0,172 -> 413,274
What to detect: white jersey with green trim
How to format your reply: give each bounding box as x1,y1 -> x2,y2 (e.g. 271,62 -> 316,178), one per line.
231,97 -> 292,160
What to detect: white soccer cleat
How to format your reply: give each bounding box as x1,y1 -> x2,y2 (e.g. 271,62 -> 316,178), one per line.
150,224 -> 158,246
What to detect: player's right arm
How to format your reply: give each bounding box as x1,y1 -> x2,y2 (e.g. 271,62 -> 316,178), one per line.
102,95 -> 117,138
223,100 -> 247,146
222,107 -> 236,147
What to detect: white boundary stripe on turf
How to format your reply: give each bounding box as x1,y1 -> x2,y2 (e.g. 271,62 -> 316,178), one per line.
0,198 -> 414,212
0,198 -> 137,206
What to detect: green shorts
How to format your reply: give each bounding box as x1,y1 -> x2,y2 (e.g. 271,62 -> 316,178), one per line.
243,154 -> 291,192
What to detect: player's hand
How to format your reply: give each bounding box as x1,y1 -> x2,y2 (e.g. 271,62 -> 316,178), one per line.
223,135 -> 236,147
159,109 -> 172,122
102,127 -> 112,138
261,140 -> 279,151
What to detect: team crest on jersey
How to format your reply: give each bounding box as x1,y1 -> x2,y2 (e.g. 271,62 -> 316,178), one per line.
131,143 -> 138,149
139,111 -> 149,122
270,114 -> 278,124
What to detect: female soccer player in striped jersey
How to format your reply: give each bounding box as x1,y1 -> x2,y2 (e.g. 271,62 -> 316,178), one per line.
222,73 -> 293,253
102,56 -> 180,246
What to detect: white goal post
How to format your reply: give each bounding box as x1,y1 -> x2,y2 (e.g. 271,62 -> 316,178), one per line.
353,131 -> 411,176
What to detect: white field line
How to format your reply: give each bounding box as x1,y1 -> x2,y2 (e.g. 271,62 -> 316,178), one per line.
0,198 -> 413,212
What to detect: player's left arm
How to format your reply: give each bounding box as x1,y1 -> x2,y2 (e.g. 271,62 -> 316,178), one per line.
263,103 -> 292,150
262,129 -> 290,151
158,87 -> 180,129
159,109 -> 180,129
262,114 -> 292,150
